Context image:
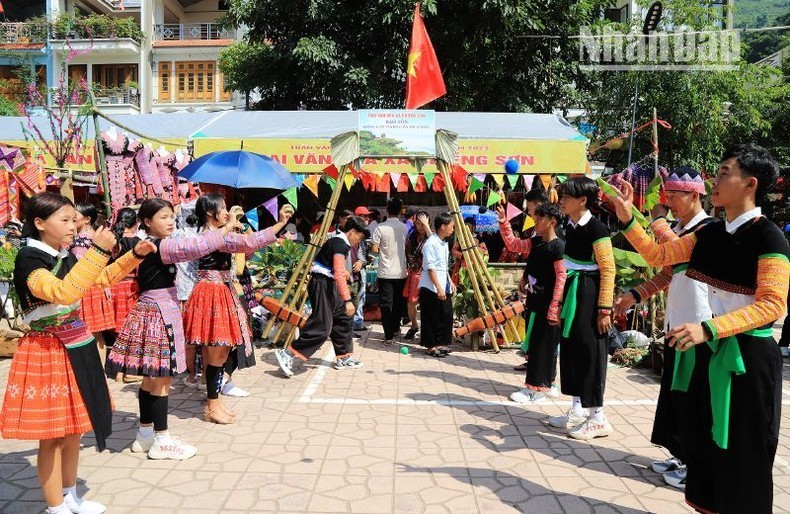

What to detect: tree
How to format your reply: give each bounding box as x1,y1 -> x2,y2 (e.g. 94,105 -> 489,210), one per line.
220,0 -> 611,112
581,0 -> 784,173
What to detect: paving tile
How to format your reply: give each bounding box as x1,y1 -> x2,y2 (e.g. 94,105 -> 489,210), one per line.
1,319 -> 789,513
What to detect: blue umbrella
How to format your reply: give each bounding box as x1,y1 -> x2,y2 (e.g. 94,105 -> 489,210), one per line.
178,150 -> 298,190
459,205 -> 499,233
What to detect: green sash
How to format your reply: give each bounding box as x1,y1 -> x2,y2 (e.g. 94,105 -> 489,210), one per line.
559,270 -> 581,338
671,327 -> 772,449
521,311 -> 537,353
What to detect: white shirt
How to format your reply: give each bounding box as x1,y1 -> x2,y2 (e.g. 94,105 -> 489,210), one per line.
372,219 -> 408,279
708,207 -> 762,317
663,210 -> 712,329
311,232 -> 351,279
418,234 -> 450,293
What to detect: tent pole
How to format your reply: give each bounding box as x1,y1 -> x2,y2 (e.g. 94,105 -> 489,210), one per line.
436,160 -> 500,351
90,97 -> 112,218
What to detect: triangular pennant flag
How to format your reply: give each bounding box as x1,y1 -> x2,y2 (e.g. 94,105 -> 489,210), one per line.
414,175 -> 428,192
397,174 -> 409,192
473,173 -> 486,182
344,173 -> 355,191
263,197 -> 278,220
506,202 -> 523,221
556,175 -> 568,184
407,173 -> 419,189
304,174 -> 320,197
540,175 -> 551,189
244,208 -> 259,231
491,174 -> 504,187
524,175 -> 535,190
424,172 -> 435,188
325,176 -> 337,190
376,173 -> 390,192
468,177 -> 484,195
523,216 -> 535,231
486,190 -> 502,207
282,187 -> 298,209
292,174 -> 306,186
323,165 -> 339,180
432,173 -> 445,192
390,173 -> 402,188
506,174 -> 519,189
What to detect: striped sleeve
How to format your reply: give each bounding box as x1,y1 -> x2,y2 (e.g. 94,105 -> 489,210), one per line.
622,217 -> 696,267
704,254 -> 790,339
28,248 -> 110,305
498,220 -> 532,257
160,228 -> 225,264
333,254 -> 352,302
548,259 -> 567,323
632,267 -> 673,302
94,250 -> 143,287
222,227 -> 277,257
592,237 -> 615,309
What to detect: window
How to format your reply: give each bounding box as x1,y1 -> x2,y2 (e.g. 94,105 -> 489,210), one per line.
94,65 -> 138,89
158,61 -> 171,103
175,61 -> 216,102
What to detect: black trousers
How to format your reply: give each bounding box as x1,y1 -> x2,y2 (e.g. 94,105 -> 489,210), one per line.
378,278 -> 406,340
419,287 -> 453,349
559,272 -> 607,408
291,275 -> 354,359
650,339 -> 686,462
681,333 -> 781,514
524,306 -> 561,391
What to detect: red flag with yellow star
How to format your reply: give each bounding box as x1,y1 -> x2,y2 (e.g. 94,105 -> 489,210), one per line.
405,3 -> 446,110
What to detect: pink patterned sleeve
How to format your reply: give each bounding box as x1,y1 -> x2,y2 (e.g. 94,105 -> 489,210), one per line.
159,229 -> 225,264
548,259 -> 567,323
498,220 -> 532,257
70,245 -> 89,259
221,228 -> 277,257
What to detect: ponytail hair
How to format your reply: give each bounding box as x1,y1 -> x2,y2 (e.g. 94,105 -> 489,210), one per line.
75,202 -> 98,229
112,207 -> 138,241
194,193 -> 225,229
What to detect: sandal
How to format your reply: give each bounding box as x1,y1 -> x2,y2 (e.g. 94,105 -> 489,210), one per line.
426,349 -> 446,358
437,347 -> 452,355
204,408 -> 236,425
404,327 -> 419,340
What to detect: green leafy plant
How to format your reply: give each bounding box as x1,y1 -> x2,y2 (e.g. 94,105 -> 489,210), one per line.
0,246 -> 18,280
248,240 -> 306,288
611,347 -> 649,367
452,265 -> 501,320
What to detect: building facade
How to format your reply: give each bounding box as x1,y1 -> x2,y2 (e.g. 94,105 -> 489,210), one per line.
0,0 -> 243,115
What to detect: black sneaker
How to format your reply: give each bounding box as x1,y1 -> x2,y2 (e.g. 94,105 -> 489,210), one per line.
404,327 -> 419,340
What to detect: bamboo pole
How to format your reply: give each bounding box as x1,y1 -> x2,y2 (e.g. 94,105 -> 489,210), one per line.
263,165 -> 349,345
649,107 -> 659,339
436,161 -> 500,351
90,96 -> 112,218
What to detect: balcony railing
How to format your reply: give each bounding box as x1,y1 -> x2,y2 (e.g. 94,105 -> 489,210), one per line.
93,86 -> 140,108
100,0 -> 142,9
0,22 -> 49,45
153,23 -> 236,41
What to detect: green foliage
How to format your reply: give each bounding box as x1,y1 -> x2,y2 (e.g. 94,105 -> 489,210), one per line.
50,12 -> 144,43
452,265 -> 500,320
248,240 -> 306,288
0,92 -> 20,117
583,0 -> 785,173
611,347 -> 649,367
734,0 -> 789,29
221,0 -> 611,110
358,131 -> 407,156
0,246 -> 18,280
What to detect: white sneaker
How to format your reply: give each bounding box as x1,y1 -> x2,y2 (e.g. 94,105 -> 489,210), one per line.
275,348 -> 294,378
182,376 -> 199,388
547,409 -> 587,429
63,493 -> 106,514
663,466 -> 687,489
130,431 -> 154,453
221,381 -> 250,397
335,356 -> 364,370
509,388 -> 547,403
147,434 -> 197,461
781,347 -> 790,358
568,418 -> 614,440
548,384 -> 560,398
651,457 -> 682,474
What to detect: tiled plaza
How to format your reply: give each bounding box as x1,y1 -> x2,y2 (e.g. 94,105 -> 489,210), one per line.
1,320 -> 789,513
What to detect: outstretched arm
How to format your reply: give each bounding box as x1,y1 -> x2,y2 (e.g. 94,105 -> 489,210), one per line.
159,228 -> 226,264
622,217 -> 697,267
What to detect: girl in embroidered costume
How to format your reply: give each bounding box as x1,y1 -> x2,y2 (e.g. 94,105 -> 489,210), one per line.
613,167 -> 714,490
547,177 -> 616,440
403,212 -> 431,340
109,207 -> 141,334
183,193 -> 293,424
613,144 -> 790,514
0,192 -> 156,514
69,203 -> 115,368
496,202 -> 567,404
